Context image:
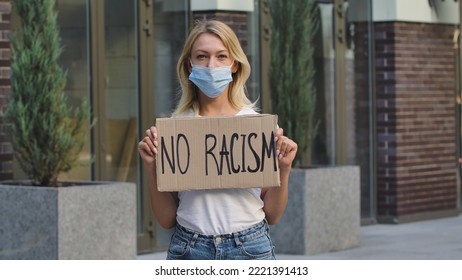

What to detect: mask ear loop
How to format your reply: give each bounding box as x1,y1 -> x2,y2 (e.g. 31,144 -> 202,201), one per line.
231,60 -> 237,74
188,58 -> 194,73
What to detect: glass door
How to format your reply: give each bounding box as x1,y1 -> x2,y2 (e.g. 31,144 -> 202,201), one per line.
101,0 -> 152,252
58,0 -> 192,254
322,0 -> 376,221
57,0 -> 92,181
59,0 -> 152,253
137,0 -> 191,252
150,0 -> 190,250
317,0 -> 375,221
88,0 -> 152,252
102,0 -> 138,184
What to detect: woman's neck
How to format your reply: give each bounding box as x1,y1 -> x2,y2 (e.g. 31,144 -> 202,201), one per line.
199,104 -> 239,117
198,93 -> 239,117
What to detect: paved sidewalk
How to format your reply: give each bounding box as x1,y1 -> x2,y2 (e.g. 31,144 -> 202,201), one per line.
137,214 -> 462,260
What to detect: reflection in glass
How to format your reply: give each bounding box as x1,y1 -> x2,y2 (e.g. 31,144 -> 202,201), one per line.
104,0 -> 138,184
312,0 -> 374,219
57,0 -> 91,181
152,0 -> 189,248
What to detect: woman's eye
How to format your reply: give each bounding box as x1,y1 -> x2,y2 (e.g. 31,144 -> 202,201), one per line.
196,55 -> 206,60
218,55 -> 228,60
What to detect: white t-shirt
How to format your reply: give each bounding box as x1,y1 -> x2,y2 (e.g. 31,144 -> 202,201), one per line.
175,107 -> 266,235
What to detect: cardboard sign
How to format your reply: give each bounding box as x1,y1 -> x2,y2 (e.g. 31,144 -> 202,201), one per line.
155,114 -> 280,192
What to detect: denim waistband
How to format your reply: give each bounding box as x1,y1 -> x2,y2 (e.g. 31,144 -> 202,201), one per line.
175,220 -> 268,245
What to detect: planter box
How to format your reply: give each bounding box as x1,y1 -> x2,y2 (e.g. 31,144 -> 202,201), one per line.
0,181 -> 136,259
270,166 -> 360,255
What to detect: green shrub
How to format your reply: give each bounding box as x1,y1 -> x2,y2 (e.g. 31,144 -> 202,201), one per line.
269,0 -> 319,166
5,0 -> 90,187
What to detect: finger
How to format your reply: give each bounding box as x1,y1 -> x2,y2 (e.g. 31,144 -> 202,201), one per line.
143,136 -> 158,155
281,138 -> 298,158
278,138 -> 288,159
284,141 -> 298,160
138,141 -> 153,156
274,127 -> 283,142
150,126 -> 158,140
145,129 -> 152,138
275,128 -> 284,156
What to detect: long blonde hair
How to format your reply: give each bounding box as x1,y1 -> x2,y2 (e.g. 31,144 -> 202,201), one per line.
173,20 -> 257,116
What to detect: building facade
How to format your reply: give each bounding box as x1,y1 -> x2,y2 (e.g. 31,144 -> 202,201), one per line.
0,0 -> 460,254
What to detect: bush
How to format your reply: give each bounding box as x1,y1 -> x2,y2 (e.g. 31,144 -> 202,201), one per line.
5,0 -> 90,187
269,0 -> 319,166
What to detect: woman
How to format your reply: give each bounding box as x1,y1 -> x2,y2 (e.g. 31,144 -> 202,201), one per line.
138,20 -> 297,260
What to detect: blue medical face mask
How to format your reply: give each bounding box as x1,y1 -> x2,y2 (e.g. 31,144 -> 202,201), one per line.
188,62 -> 234,98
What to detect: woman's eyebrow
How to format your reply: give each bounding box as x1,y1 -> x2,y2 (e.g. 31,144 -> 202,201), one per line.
193,48 -> 229,54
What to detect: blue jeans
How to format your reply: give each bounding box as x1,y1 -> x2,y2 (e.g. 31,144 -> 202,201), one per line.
166,220 -> 276,260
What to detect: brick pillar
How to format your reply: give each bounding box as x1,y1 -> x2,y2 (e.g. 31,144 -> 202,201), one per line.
375,22 -> 458,222
0,1 -> 12,181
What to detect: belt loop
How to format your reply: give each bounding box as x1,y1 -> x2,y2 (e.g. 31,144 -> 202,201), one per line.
233,232 -> 242,247
263,219 -> 269,231
190,232 -> 199,247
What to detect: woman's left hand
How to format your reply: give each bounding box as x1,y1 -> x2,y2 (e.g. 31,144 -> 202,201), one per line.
275,128 -> 297,171
261,127 -> 297,224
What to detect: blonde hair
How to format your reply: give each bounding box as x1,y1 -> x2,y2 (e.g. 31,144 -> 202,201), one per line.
173,20 -> 257,116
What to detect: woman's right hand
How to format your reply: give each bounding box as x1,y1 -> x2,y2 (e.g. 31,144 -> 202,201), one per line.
138,126 -> 158,166
138,126 -> 178,229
